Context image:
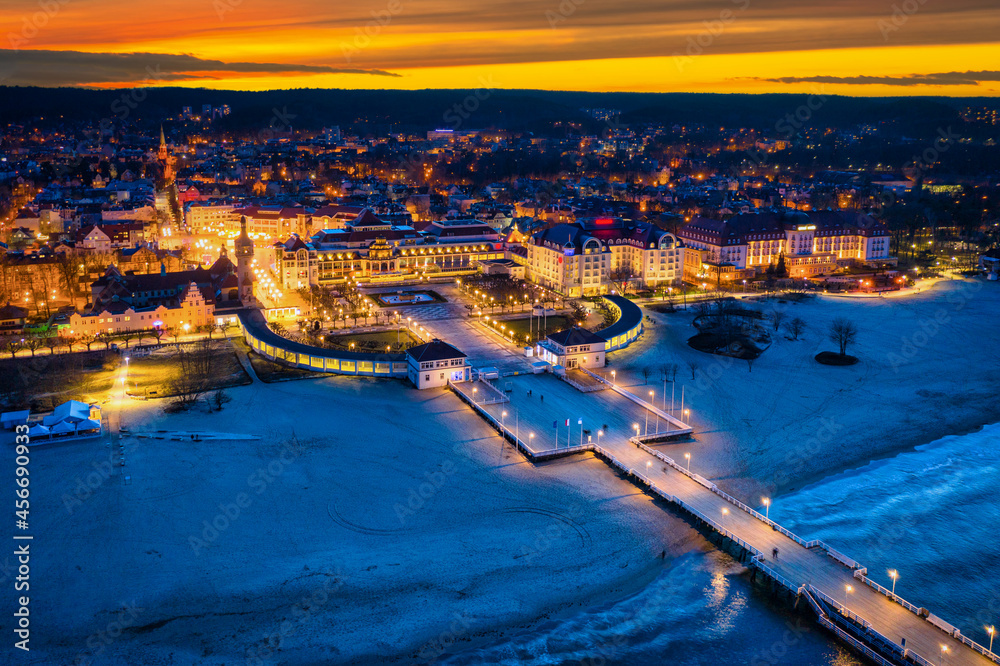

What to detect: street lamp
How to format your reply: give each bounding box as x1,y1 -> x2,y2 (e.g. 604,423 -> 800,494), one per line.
649,390 -> 657,433
888,569 -> 898,597
597,430 -> 603,448
987,626 -> 995,657
844,584 -> 853,612
684,452 -> 691,470
473,387 -> 478,403
611,370 -> 616,385
941,644 -> 949,665
529,432 -> 535,448
762,497 -> 770,520
633,423 -> 640,438
501,410 -> 507,432
722,507 -> 729,516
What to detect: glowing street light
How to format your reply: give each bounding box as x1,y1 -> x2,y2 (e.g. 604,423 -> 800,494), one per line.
844,584 -> 853,612
888,569 -> 898,597
473,387 -> 478,403
633,423 -> 640,438
986,626 -> 995,657
501,410 -> 507,432
684,452 -> 691,470
762,497 -> 770,520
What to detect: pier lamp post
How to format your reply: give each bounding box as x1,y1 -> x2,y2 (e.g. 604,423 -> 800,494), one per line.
611,370 -> 616,385
940,644 -> 949,665
597,430 -> 603,448
721,508 -> 729,516
649,390 -> 658,433
987,626 -> 995,657
762,497 -> 770,521
501,410 -> 507,433
529,432 -> 535,449
684,452 -> 691,471
646,460 -> 652,476
633,423 -> 640,439
889,570 -> 898,597
473,387 -> 478,403
844,585 -> 853,613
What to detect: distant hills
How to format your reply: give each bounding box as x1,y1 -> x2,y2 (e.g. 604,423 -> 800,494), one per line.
0,87 -> 996,137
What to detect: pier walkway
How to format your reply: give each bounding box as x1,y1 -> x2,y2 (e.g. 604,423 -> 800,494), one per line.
452,381 -> 998,666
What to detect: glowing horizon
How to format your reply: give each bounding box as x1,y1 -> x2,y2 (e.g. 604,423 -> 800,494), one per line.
1,0 -> 999,96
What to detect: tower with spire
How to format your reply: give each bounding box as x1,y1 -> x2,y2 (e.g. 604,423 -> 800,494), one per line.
234,215 -> 255,305
158,126 -> 177,183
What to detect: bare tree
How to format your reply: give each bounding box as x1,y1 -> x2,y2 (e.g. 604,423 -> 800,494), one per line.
1,337 -> 20,358
686,359 -> 701,380
23,335 -> 42,357
169,341 -> 215,409
42,334 -> 60,356
770,310 -> 786,332
641,366 -> 650,384
608,264 -> 636,295
829,317 -> 858,356
786,317 -> 806,341
210,389 -> 233,412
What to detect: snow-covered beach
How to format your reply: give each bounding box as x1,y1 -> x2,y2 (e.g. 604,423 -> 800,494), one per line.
12,277 -> 999,664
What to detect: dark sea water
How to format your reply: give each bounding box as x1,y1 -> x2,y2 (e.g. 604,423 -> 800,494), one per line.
439,424 -> 1000,665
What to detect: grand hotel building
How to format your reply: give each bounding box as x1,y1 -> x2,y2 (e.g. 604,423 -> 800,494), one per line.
677,210 -> 894,281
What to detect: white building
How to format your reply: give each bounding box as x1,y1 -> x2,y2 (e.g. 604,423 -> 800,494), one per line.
526,218 -> 684,296
406,339 -> 469,389
678,210 -> 894,280
535,327 -> 607,370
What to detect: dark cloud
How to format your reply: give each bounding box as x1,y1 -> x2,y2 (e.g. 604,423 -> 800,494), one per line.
749,71 -> 1000,86
0,49 -> 399,87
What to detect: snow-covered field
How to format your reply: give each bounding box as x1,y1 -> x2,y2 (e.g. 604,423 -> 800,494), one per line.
13,277 -> 998,665
611,277 -> 1000,503
21,375 -> 700,665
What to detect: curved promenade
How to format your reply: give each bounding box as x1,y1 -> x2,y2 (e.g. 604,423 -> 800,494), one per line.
596,294 -> 643,352
236,308 -> 409,378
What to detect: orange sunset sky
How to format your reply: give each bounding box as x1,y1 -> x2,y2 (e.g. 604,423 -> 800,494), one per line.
1,0 -> 999,95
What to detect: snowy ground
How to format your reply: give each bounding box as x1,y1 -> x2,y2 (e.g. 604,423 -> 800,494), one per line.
609,277 -> 1000,504
17,375 -> 700,665
10,277 -> 998,665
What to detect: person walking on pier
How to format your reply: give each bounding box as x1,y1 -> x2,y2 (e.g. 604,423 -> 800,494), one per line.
772,547 -> 779,560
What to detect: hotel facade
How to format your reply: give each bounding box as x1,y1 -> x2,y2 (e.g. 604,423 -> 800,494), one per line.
525,218 -> 685,297
677,210 -> 894,281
